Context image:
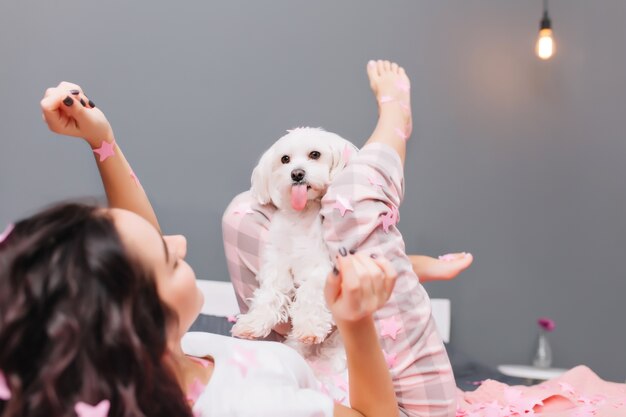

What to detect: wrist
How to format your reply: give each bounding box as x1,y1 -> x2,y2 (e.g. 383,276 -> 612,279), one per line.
85,131 -> 115,149
335,314 -> 375,334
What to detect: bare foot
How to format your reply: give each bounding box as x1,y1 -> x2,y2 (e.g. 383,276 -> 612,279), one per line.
366,60 -> 412,138
409,253 -> 473,282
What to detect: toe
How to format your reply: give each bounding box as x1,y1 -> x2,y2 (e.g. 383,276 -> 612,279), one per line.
391,62 -> 399,73
367,60 -> 378,81
377,60 -> 385,76
384,60 -> 391,71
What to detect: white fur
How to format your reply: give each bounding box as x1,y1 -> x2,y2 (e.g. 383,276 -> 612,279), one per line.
232,128 -> 358,358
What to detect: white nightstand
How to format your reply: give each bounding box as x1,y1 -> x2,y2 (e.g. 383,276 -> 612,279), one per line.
498,364 -> 568,381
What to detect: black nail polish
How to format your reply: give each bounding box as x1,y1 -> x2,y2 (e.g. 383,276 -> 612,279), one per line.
370,253 -> 377,259
349,249 -> 356,255
70,89 -> 80,95
80,98 -> 86,107
339,247 -> 348,257
63,96 -> 73,106
333,266 -> 339,275
88,100 -> 96,108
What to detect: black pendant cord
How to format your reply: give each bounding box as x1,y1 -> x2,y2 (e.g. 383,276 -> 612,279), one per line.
540,0 -> 552,30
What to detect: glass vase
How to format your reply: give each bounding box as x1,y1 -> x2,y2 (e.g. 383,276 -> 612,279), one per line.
532,330 -> 553,368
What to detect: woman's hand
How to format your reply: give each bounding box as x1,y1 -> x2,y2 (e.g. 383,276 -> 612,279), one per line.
324,252 -> 397,323
40,81 -> 113,147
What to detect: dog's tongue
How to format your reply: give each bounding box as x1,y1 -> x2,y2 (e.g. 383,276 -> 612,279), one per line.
291,184 -> 308,211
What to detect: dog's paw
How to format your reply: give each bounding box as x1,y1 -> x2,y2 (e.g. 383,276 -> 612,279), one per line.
290,320 -> 333,345
230,310 -> 277,339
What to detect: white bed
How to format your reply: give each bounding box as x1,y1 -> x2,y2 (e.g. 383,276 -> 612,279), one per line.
196,279 -> 451,343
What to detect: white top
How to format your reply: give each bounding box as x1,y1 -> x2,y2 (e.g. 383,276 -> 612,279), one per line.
182,332 -> 334,417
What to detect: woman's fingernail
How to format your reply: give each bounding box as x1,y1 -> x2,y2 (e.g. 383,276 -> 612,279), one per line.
370,253 -> 377,259
465,252 -> 472,257
438,254 -> 456,261
88,100 -> 96,108
339,247 -> 348,257
349,249 -> 356,255
63,96 -> 73,106
80,99 -> 86,107
333,266 -> 339,275
70,89 -> 80,95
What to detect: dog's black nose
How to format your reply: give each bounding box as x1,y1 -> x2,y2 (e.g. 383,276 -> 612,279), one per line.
291,169 -> 306,182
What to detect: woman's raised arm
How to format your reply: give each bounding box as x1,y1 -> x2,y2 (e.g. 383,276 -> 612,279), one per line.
40,82 -> 161,232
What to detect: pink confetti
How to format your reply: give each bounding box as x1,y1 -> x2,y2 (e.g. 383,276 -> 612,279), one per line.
379,316 -> 403,340
342,144 -> 352,165
0,224 -> 14,245
187,356 -> 212,368
227,315 -> 238,323
232,203 -> 254,215
396,81 -> 411,93
186,378 -> 206,403
0,370 -> 11,400
92,140 -> 116,162
74,400 -> 110,417
383,350 -> 397,368
309,360 -> 332,376
228,345 -> 258,377
129,169 -> 141,188
572,405 -> 598,417
332,194 -> 354,217
559,382 -> 576,396
379,211 -> 395,233
394,127 -> 408,141
332,375 -> 349,393
367,174 -> 384,188
379,95 -> 394,104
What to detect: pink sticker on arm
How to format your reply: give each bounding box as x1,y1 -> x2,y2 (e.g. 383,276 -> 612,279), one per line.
130,169 -> 141,188
93,140 -> 116,162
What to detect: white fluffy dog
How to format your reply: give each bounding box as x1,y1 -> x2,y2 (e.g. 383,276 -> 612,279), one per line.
231,127 -> 358,348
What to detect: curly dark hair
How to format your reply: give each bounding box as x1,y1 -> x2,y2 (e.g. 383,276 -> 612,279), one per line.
0,203 -> 194,417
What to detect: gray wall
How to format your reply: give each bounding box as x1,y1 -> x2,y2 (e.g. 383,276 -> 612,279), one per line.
1,1 -> 624,381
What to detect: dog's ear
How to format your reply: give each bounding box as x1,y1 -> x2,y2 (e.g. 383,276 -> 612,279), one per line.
328,136 -> 359,181
250,147 -> 274,205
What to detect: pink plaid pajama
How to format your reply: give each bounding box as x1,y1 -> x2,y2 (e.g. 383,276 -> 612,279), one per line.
222,143 -> 457,417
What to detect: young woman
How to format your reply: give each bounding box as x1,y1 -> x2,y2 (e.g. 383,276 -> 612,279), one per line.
0,63 -> 418,417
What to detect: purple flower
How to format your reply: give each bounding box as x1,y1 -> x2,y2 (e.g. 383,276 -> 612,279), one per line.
538,317 -> 556,332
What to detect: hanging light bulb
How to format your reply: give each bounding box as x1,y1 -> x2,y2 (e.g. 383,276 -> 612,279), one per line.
536,0 -> 555,60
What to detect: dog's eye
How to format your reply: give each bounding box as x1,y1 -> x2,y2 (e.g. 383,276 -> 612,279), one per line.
309,151 -> 321,160
281,155 -> 290,164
